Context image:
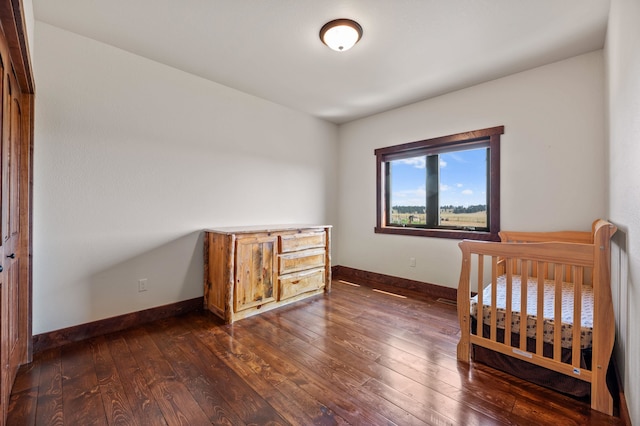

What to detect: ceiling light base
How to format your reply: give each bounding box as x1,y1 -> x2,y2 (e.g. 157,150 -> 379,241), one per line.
320,19 -> 363,52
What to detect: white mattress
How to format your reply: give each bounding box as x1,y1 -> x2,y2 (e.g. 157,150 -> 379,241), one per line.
470,274 -> 593,349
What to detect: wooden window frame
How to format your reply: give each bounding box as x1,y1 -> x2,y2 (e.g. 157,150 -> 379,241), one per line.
374,126 -> 503,241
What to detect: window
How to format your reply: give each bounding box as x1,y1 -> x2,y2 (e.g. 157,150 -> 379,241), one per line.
375,126 -> 503,241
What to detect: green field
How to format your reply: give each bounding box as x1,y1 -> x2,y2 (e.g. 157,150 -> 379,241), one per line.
440,210 -> 486,227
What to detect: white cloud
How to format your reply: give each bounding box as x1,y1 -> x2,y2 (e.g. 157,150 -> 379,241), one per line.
440,159 -> 447,167
462,189 -> 473,195
440,184 -> 451,191
456,183 -> 463,188
393,186 -> 426,205
399,157 -> 426,169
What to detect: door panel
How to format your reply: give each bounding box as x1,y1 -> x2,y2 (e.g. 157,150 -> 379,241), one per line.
9,97 -> 19,239
234,236 -> 277,312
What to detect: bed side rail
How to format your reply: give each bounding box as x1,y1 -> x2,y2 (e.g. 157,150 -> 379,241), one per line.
499,230 -> 593,244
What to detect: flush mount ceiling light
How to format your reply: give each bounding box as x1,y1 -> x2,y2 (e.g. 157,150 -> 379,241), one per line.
319,19 -> 363,52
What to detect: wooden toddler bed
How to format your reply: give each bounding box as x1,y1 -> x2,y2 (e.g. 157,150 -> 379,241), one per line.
456,219 -> 617,415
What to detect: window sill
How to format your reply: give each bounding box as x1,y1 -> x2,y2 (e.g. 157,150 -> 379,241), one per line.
374,226 -> 500,241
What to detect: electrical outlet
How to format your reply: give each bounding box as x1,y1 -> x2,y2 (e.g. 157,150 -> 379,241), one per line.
409,257 -> 416,267
138,278 -> 148,292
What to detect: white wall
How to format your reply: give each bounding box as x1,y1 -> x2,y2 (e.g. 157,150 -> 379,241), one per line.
605,0 -> 640,423
33,22 -> 338,334
23,0 -> 34,60
337,51 -> 606,289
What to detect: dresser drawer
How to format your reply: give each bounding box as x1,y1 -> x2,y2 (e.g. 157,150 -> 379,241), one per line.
279,268 -> 325,301
279,248 -> 325,275
280,231 -> 326,253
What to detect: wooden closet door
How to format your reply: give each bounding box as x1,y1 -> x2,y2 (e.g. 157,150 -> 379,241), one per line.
0,1 -> 34,424
0,35 -> 25,424
0,49 -> 7,423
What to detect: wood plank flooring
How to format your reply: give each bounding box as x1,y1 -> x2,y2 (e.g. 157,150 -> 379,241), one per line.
7,281 -> 623,425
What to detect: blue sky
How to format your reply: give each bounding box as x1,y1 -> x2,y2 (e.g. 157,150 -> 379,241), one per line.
389,147 -> 487,207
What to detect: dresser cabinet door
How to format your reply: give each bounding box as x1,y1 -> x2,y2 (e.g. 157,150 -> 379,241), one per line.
234,235 -> 277,312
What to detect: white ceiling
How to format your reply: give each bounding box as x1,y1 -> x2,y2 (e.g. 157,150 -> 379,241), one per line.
34,0 -> 611,124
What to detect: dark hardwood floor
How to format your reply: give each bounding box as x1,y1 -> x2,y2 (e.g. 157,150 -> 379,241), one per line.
7,281 -> 623,425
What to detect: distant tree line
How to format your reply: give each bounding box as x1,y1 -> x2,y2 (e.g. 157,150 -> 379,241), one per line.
441,204 -> 487,214
392,206 -> 426,214
392,204 -> 487,214
392,205 -> 487,214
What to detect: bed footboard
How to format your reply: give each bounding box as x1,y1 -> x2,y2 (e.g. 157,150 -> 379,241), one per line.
456,219 -> 616,415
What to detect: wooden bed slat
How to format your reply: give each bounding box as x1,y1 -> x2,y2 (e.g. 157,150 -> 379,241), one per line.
519,260 -> 528,352
477,254 -> 483,338
553,264 -> 563,361
490,256 -> 498,341
536,263 -> 545,356
505,259 -> 513,346
572,266 -> 583,368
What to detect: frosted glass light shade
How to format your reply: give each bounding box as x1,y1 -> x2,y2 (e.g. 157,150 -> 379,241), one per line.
320,19 -> 363,52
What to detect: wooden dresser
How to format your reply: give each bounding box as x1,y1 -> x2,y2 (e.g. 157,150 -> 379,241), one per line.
203,225 -> 331,323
